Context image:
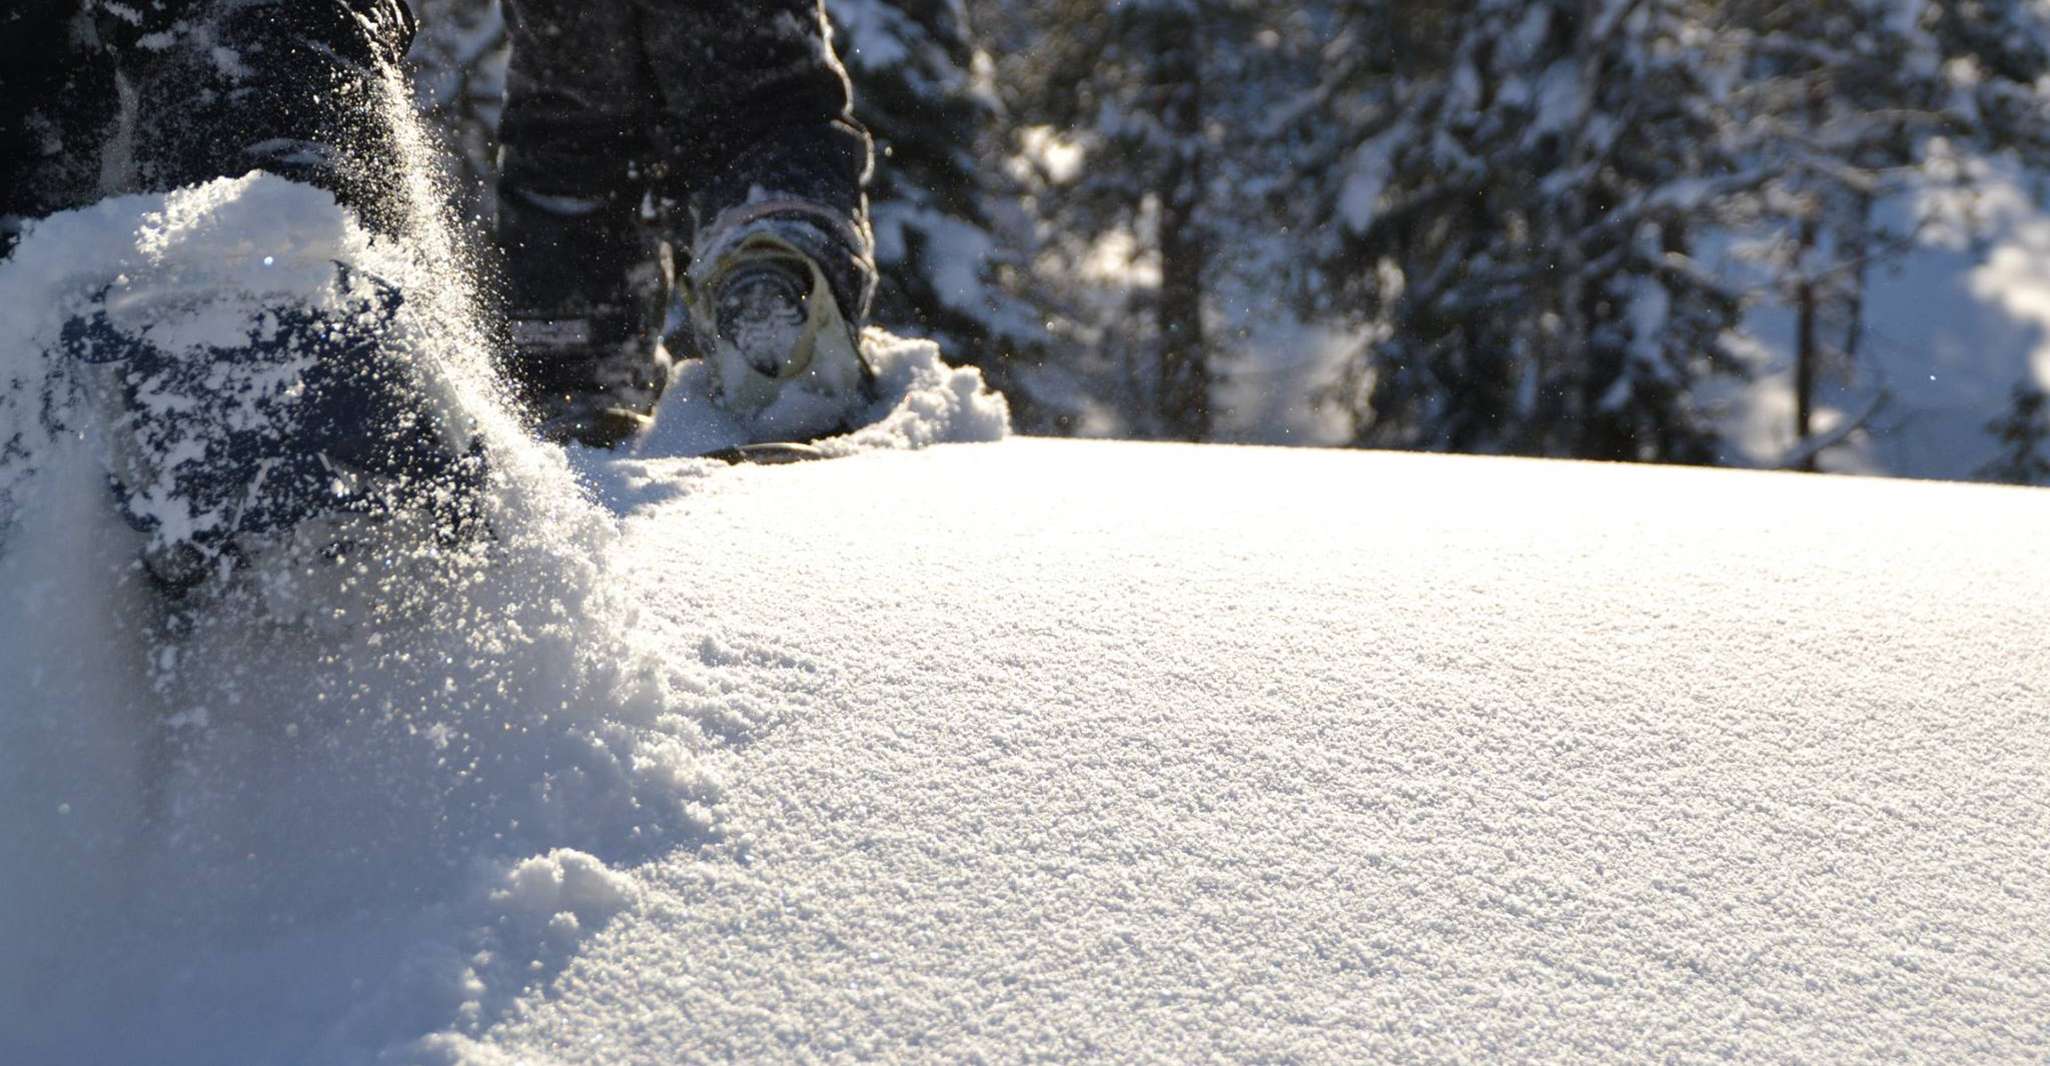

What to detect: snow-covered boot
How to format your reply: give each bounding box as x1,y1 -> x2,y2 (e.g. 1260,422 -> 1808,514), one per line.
55,262 -> 487,592
690,221 -> 874,441
6,1 -> 483,593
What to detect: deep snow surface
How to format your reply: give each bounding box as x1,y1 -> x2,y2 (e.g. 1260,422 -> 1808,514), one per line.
444,440 -> 2050,1064
0,177 -> 735,1065
5,433 -> 2049,1061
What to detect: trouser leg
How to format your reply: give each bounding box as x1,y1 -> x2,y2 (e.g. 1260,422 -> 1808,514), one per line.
496,0 -> 673,436
132,0 -> 420,236
494,0 -> 877,441
0,2 -> 121,259
494,0 -> 879,349
0,0 -> 417,252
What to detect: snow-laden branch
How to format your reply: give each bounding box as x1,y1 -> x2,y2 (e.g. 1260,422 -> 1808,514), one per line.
1778,388 -> 1891,470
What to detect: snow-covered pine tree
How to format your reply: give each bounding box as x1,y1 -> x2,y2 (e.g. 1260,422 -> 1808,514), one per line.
1979,381 -> 2050,485
990,0 -> 1296,442
1922,0 -> 2050,156
826,0 -> 1045,405
1722,0 -> 2050,469
1317,0 -> 1749,462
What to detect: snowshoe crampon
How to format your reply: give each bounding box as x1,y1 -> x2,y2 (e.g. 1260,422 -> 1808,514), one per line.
55,263 -> 486,592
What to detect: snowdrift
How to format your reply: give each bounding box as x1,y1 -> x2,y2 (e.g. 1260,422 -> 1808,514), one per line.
10,430 -> 2049,1061
446,440 -> 2050,1064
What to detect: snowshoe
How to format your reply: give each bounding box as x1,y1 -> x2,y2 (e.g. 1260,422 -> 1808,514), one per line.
55,262 -> 486,592
704,442 -> 830,466
689,229 -> 874,442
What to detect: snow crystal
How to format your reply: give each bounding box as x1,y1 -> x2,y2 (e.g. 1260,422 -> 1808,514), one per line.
491,849 -> 642,929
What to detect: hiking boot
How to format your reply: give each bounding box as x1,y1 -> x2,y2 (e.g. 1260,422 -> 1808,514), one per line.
691,230 -> 871,440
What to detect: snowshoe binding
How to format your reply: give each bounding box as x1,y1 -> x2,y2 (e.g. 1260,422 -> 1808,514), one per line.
703,442 -> 830,466
691,230 -> 874,443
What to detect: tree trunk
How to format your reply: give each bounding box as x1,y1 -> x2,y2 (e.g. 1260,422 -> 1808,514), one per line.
1793,214 -> 1819,472
1152,13 -> 1209,442
1790,82 -> 1831,473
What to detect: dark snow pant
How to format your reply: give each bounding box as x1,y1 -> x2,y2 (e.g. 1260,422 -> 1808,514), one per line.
0,0 -> 418,257
496,0 -> 876,395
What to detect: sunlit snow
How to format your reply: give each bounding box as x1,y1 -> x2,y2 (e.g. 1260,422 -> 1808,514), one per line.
1,178 -> 2046,1064
7,432 -> 2050,1061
